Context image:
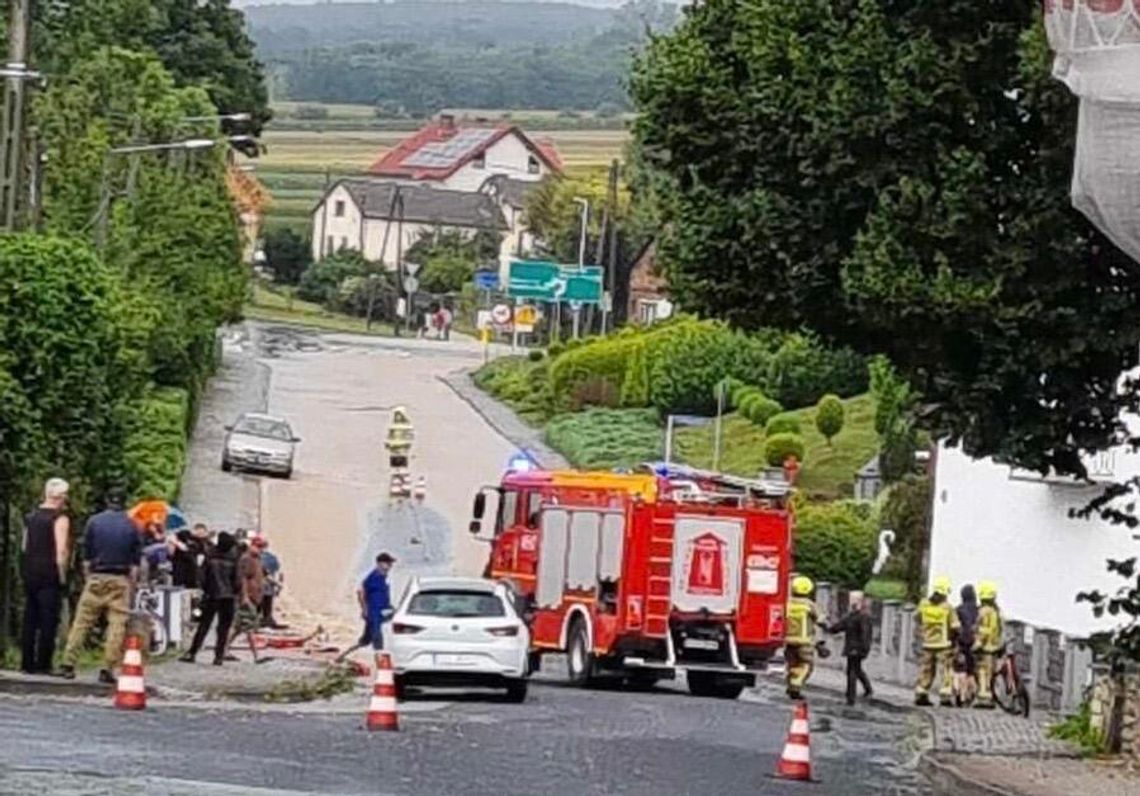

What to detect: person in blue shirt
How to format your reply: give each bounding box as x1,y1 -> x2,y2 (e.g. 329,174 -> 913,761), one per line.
356,552 -> 395,651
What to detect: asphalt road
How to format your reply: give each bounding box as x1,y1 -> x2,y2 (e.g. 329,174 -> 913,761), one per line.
0,678 -> 930,796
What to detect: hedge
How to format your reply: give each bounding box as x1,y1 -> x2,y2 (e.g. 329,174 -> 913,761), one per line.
545,408 -> 663,469
122,386 -> 191,501
742,393 -> 783,426
792,500 -> 877,589
765,413 -> 802,436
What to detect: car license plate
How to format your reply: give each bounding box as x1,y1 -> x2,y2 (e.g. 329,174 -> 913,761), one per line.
435,653 -> 475,666
683,638 -> 719,651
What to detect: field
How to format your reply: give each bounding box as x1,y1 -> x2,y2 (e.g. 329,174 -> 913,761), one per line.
252,103 -> 630,231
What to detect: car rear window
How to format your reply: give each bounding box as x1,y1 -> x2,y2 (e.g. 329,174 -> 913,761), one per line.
407,590 -> 506,618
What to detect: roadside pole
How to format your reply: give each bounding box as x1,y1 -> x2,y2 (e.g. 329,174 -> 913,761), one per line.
0,0 -> 33,231
664,415 -> 675,465
603,158 -> 619,336
713,381 -> 725,471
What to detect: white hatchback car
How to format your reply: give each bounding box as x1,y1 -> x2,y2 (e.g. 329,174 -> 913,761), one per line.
388,577 -> 530,702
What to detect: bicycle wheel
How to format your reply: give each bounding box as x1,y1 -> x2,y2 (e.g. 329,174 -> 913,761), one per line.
1014,683 -> 1031,718
992,667 -> 1019,715
149,613 -> 170,657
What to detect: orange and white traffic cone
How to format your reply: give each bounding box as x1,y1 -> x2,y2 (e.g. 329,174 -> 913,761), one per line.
365,653 -> 400,732
413,476 -> 426,502
114,635 -> 147,711
775,701 -> 812,782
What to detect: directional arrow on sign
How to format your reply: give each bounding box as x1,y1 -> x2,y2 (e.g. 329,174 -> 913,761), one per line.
548,278 -> 567,298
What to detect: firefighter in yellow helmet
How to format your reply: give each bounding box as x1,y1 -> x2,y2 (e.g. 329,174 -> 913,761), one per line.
385,406 -> 415,465
785,575 -> 819,700
915,575 -> 961,706
973,581 -> 1004,709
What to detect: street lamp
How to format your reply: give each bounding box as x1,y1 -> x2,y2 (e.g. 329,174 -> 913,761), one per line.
181,112 -> 253,123
572,197 -> 589,268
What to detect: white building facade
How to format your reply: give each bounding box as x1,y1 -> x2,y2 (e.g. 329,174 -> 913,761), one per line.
928,442 -> 1140,637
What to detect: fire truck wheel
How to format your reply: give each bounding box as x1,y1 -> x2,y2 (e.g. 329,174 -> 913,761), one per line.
625,672 -> 660,692
504,679 -> 528,703
687,672 -> 745,700
566,620 -> 595,687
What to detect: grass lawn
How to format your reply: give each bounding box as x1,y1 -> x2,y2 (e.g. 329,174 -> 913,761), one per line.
245,282 -> 394,336
674,394 -> 878,500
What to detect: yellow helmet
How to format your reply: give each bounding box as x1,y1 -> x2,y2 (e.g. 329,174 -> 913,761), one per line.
978,581 -> 998,601
791,575 -> 814,597
932,576 -> 952,597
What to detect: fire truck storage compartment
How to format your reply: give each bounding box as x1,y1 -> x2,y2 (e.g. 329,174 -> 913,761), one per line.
535,507 -> 624,610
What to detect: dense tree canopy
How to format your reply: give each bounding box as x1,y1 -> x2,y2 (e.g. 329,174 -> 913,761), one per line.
631,1 -> 1140,477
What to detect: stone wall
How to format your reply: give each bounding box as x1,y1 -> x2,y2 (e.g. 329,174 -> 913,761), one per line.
1088,664 -> 1140,758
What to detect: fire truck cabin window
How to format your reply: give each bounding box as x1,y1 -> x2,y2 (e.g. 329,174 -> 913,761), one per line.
497,489 -> 519,536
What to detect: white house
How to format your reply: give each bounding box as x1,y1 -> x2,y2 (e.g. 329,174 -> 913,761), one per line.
310,179 -> 507,268
365,114 -> 562,192
927,441 -> 1140,637
479,174 -> 542,279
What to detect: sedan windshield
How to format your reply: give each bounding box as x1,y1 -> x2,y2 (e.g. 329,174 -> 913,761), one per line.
234,417 -> 292,441
407,590 -> 506,618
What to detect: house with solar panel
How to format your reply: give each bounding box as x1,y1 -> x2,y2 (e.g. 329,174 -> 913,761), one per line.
310,114 -> 562,271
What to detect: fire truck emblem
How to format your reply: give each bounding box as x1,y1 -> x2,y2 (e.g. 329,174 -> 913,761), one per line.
685,532 -> 727,597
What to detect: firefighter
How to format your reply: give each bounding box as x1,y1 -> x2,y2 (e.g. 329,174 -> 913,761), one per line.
973,581 -> 1004,709
385,406 -> 414,469
915,575 -> 960,707
785,575 -> 819,700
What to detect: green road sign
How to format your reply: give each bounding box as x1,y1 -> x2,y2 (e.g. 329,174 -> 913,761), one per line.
508,259 -> 603,303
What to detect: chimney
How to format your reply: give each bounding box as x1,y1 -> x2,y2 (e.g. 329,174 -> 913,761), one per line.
439,113 -> 456,132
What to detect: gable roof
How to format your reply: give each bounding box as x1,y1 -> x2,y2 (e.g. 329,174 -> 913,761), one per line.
334,179 -> 507,230
479,174 -> 542,210
367,119 -> 562,182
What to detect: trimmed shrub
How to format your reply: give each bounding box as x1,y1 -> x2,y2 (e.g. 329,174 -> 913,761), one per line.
743,394 -> 783,426
765,413 -> 802,436
816,393 -> 845,445
714,376 -> 742,407
545,408 -> 663,469
730,383 -> 760,410
792,500 -> 877,589
620,340 -> 650,407
765,333 -> 868,409
764,432 -> 806,467
547,341 -> 566,358
527,349 -> 545,362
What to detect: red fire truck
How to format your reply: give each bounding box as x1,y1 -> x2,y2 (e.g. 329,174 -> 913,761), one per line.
469,461 -> 793,698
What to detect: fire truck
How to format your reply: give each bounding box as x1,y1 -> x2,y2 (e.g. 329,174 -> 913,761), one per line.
469,460 -> 793,698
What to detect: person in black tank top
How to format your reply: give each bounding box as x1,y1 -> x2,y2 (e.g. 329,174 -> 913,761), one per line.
20,478 -> 72,675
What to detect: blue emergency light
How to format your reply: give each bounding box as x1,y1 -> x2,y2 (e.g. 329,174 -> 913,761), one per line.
507,452 -> 535,472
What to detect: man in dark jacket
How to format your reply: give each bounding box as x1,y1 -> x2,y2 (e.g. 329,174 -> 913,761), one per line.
180,532 -> 239,665
827,591 -> 874,706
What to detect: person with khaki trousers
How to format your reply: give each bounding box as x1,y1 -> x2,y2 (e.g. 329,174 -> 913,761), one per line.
60,489 -> 142,684
914,575 -> 960,706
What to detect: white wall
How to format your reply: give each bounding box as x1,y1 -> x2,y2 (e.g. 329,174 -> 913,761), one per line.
361,219 -> 484,269
442,132 -> 547,192
310,184 -> 363,261
497,202 -> 533,279
928,443 -> 1140,637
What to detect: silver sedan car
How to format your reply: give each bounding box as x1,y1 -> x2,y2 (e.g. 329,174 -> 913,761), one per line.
221,413 -> 299,478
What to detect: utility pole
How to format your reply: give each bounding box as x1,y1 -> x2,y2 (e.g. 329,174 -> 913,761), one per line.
1,0 -> 35,232
605,158 -> 619,334
395,190 -> 405,336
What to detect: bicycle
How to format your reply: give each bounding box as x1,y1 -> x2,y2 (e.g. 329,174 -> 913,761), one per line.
991,644 -> 1030,717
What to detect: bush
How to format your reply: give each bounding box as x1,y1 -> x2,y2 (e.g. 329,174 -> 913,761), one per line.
815,394 -> 845,445
550,333 -> 643,411
473,356 -> 553,424
742,394 -> 783,426
545,408 -> 662,469
879,476 -> 932,600
122,387 -> 191,501
765,333 -> 868,409
297,251 -> 367,305
793,500 -> 877,589
765,413 -> 802,436
764,432 -> 806,467
713,376 -> 742,408
547,341 -> 566,358
419,251 -> 474,294
620,340 -> 650,407
527,349 -> 545,362
730,382 -> 760,410
647,320 -> 758,415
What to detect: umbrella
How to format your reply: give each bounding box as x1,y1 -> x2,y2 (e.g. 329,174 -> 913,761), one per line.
128,500 -> 188,532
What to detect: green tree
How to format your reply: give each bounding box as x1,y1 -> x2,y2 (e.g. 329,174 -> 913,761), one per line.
298,251 -> 368,305
631,2 -> 1140,478
793,500 -> 877,589
420,252 -> 475,294
815,394 -> 845,446
263,227 -> 311,285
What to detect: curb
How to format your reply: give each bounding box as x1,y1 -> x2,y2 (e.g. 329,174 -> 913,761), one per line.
918,753 -> 1018,796
0,675 -> 114,700
437,368 -> 569,469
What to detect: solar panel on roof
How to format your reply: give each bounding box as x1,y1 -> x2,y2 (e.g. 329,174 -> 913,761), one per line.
402,128 -> 498,169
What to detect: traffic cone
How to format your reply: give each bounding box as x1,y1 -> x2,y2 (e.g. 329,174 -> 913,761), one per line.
413,476 -> 426,502
114,634 -> 147,711
775,701 -> 812,782
365,652 -> 400,732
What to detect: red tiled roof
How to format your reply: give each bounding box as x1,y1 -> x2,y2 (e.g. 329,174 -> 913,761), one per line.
366,121 -> 562,181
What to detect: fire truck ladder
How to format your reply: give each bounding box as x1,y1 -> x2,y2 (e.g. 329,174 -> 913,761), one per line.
648,516 -> 676,666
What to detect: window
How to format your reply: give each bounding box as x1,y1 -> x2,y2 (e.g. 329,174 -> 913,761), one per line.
637,300 -> 657,325
234,416 -> 293,441
340,236 -> 348,249
334,200 -> 346,217
473,152 -> 485,169
527,155 -> 540,175
325,235 -> 334,254
495,489 -> 519,536
408,590 -> 505,618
